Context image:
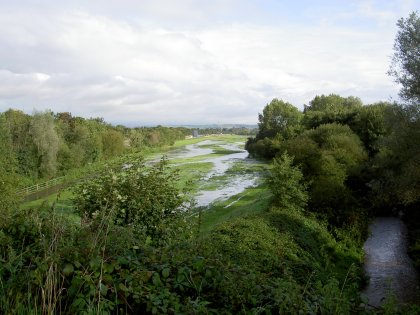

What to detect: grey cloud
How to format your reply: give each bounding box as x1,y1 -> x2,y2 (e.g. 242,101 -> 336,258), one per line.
0,1 -> 416,125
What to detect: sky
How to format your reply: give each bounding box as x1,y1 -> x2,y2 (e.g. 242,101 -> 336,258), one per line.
0,0 -> 418,125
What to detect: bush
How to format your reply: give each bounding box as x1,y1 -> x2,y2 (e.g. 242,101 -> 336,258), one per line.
74,158 -> 187,242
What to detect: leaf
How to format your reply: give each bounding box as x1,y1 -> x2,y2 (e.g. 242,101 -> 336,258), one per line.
62,263 -> 74,276
118,283 -> 128,292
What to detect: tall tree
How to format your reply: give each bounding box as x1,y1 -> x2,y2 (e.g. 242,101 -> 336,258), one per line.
379,11 -> 420,208
3,109 -> 38,178
388,11 -> 420,103
268,153 -> 308,210
30,111 -> 60,178
101,129 -> 124,159
257,99 -> 303,140
0,114 -> 18,212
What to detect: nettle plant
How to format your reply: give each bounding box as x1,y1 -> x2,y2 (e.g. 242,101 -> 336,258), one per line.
74,158 -> 188,241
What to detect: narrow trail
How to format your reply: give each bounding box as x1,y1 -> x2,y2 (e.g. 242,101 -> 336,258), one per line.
362,217 -> 419,308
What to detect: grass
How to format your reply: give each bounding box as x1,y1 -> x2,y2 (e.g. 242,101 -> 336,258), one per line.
21,189 -> 80,224
20,133 -> 264,231
169,162 -> 214,193
171,134 -> 247,148
199,184 -> 272,233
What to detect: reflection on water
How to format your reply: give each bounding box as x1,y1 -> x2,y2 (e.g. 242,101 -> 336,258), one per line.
362,217 -> 418,308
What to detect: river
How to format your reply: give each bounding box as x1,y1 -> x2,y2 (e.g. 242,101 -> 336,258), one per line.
362,217 -> 419,308
165,138 -> 260,207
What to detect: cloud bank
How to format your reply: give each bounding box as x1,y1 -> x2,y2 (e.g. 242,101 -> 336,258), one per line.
0,0 -> 417,125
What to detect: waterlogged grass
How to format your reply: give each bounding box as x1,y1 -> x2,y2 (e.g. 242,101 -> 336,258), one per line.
198,159 -> 270,191
168,153 -> 223,164
171,134 -> 247,148
168,147 -> 244,165
199,184 -> 272,233
212,148 -> 243,155
168,162 -> 214,193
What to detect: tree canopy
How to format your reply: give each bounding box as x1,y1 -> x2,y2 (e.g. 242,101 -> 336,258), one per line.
257,99 -> 303,140
389,11 -> 420,103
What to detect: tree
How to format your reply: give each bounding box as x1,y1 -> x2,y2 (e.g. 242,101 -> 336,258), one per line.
29,111 -> 60,178
257,99 -> 303,140
349,102 -> 390,156
3,109 -> 38,178
246,99 -> 303,158
373,104 -> 420,207
388,11 -> 420,103
268,153 -> 308,210
0,114 -> 18,212
303,94 -> 363,129
375,11 -> 420,209
280,123 -> 367,224
101,129 -> 124,159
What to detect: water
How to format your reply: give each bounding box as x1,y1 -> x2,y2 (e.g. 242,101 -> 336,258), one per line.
166,139 -> 259,207
194,177 -> 257,208
166,140 -> 217,159
362,217 -> 418,308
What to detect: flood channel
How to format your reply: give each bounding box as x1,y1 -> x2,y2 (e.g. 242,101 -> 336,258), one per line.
362,217 -> 418,308
165,139 -> 260,207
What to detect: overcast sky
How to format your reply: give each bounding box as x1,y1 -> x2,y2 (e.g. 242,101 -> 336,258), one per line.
0,0 -> 418,125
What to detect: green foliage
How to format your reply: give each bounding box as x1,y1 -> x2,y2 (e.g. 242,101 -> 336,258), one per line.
3,109 -> 38,180
74,158 -> 187,241
0,114 -> 19,212
30,111 -> 60,178
303,94 -> 363,129
246,99 -> 303,158
257,98 -> 303,139
101,129 -> 125,159
371,104 -> 420,208
389,11 -> 420,103
281,123 -> 368,224
268,152 -> 308,210
1,108 -> 192,184
350,102 -> 390,156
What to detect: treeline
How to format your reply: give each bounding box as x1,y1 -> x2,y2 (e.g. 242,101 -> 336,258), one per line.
247,97 -> 401,223
0,109 -> 190,184
246,95 -> 419,219
196,126 -> 257,135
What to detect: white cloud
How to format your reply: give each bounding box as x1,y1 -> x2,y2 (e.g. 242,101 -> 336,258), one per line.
0,1 -> 416,125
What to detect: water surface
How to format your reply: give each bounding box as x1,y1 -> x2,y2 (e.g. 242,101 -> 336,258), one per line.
166,138 -> 259,207
362,217 -> 418,307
